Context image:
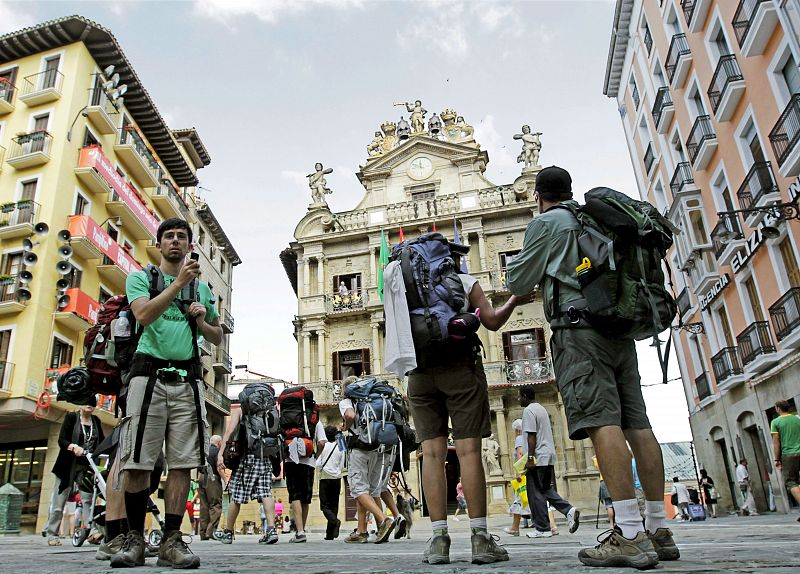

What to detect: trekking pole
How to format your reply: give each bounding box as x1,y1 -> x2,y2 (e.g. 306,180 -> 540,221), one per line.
85,452 -> 107,498
595,488 -> 601,529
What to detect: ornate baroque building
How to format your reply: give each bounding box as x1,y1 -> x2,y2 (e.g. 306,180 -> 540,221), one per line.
282,104 -> 600,521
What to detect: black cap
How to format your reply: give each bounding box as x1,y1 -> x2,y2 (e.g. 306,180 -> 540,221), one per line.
535,166 -> 572,198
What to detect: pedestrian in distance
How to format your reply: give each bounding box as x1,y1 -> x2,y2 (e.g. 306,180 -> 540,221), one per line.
518,386 -> 580,539
453,480 -> 467,521
504,419 -> 531,536
699,469 -> 718,519
112,217 -> 222,569
735,459 -> 759,516
507,167 -> 678,568
670,478 -> 690,521
771,399 -> 800,520
197,435 -> 223,539
316,425 -> 345,540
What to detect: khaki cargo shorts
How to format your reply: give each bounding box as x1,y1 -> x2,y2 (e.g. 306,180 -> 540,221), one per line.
550,328 -> 651,441
120,374 -> 209,471
408,358 -> 491,442
348,448 -> 395,498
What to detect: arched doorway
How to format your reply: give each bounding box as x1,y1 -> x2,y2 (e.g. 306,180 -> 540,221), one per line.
737,411 -> 770,512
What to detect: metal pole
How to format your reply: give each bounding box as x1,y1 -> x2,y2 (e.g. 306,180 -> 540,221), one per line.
690,442 -> 702,505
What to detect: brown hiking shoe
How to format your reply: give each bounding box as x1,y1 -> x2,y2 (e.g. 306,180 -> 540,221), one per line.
344,529 -> 369,543
96,533 -> 126,560
157,531 -> 200,569
578,528 -> 659,570
375,517 -> 395,544
649,528 -> 680,561
471,531 -> 509,564
110,531 -> 146,568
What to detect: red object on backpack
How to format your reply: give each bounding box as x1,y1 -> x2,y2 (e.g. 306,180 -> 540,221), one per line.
277,386 -> 319,451
83,295 -> 133,396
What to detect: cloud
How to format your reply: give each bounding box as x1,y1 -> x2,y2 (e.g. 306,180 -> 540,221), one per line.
473,114 -> 518,178
472,2 -> 518,34
281,169 -> 309,191
396,1 -> 469,58
193,0 -> 363,28
0,0 -> 36,35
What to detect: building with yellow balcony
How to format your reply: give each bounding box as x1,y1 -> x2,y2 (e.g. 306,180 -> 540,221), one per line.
282,105 -> 601,522
0,16 -> 240,532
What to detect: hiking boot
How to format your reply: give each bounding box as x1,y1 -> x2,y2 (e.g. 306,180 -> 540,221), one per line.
110,531 -> 146,568
157,531 -> 200,569
96,533 -> 127,560
649,528 -> 680,561
567,507 -> 581,533
344,530 -> 369,544
578,528 -> 659,569
259,527 -> 279,545
394,516 -> 407,539
219,529 -> 234,544
290,532 -> 307,543
423,533 -> 451,564
471,531 -> 509,564
375,517 -> 395,544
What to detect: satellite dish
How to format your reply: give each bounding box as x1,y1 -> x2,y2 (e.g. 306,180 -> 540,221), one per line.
58,245 -> 74,259
56,260 -> 73,275
34,222 -> 49,236
57,294 -> 71,309
103,64 -> 115,77
57,229 -> 71,242
117,84 -> 128,97
19,270 -> 33,284
23,252 -> 38,266
56,278 -> 70,292
15,288 -> 31,302
111,73 -> 120,88
22,238 -> 34,252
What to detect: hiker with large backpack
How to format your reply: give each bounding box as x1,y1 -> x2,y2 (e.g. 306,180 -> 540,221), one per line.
384,233 -> 525,565
277,385 -> 325,543
506,166 -> 678,569
112,218 -> 221,570
216,382 -> 281,545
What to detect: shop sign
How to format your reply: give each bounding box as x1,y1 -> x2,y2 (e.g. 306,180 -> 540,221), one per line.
699,273 -> 730,311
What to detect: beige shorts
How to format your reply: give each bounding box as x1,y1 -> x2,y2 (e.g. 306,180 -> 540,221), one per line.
120,374 -> 209,472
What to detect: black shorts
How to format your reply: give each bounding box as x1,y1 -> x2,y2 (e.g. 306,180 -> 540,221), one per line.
284,460 -> 314,504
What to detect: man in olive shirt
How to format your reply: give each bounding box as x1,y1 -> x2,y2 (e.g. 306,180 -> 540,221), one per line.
506,167 -> 674,569
771,399 -> 800,518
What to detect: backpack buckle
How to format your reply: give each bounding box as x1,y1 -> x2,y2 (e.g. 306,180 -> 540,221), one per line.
566,306 -> 581,325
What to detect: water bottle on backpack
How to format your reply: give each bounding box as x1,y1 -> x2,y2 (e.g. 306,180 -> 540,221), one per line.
113,311 -> 131,338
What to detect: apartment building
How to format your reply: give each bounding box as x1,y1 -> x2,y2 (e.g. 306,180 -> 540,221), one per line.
0,16 -> 238,531
604,0 -> 800,514
282,106 -> 603,523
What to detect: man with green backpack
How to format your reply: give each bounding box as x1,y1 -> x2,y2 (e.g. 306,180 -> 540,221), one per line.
507,166 -> 678,569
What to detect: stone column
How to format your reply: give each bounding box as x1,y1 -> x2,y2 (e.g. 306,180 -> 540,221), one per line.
486,396 -> 510,515
316,256 -> 325,296
490,396 -> 510,475
477,231 -> 487,270
371,322 -> 381,374
317,329 -> 327,383
302,257 -> 310,297
369,246 -> 377,287
302,332 -> 311,384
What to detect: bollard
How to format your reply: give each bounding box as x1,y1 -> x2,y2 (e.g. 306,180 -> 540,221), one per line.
0,483 -> 24,536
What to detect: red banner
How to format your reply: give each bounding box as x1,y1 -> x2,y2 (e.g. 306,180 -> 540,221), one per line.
78,145 -> 159,237
61,288 -> 101,325
69,215 -> 142,274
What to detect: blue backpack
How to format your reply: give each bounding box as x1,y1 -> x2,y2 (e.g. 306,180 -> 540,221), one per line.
344,377 -> 399,449
390,233 -> 467,352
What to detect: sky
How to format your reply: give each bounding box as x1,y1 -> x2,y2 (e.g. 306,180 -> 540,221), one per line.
0,0 -> 693,443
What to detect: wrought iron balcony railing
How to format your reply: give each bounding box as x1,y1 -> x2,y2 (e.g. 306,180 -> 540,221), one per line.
0,274 -> 23,302
154,180 -> 191,218
670,161 -> 695,196
215,347 -> 232,371
711,346 -> 743,383
505,358 -> 551,385
708,55 -> 743,114
0,360 -> 14,391
0,199 -> 39,228
652,87 -> 673,127
695,372 -> 711,401
769,287 -> 800,341
0,77 -> 16,104
686,115 -> 716,166
8,130 -> 52,159
119,127 -> 159,176
632,83 -> 640,110
677,287 -> 691,317
328,289 -> 366,313
21,69 -> 63,95
644,27 -> 653,55
222,308 -> 235,333
665,33 -> 690,83
204,382 -> 231,413
733,0 -> 770,47
769,93 -> 800,168
681,0 -> 698,26
644,142 -> 656,174
736,321 -> 775,365
736,161 -> 779,210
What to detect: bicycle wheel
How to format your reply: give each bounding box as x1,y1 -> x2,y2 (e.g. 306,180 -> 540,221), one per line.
148,529 -> 163,547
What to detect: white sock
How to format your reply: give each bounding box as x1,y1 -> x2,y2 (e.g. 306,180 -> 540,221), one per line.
470,517 -> 488,532
297,530 -> 305,535
612,499 -> 644,539
431,520 -> 448,534
644,501 -> 667,533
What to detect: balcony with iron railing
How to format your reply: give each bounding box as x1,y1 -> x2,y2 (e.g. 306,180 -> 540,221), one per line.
222,308 -> 235,334
733,0 -> 778,57
6,131 -> 52,169
736,161 -> 780,226
0,274 -> 26,315
115,127 -> 160,187
652,87 -> 674,133
737,321 -> 775,366
644,27 -> 653,56
0,77 -> 16,114
769,94 -> 800,177
213,347 -> 232,374
644,142 -> 656,176
152,179 -> 191,220
200,338 -> 213,356
503,358 -> 552,385
695,372 -> 711,401
0,200 -> 40,239
670,161 -> 696,197
0,360 -> 14,392
86,87 -> 118,135
711,346 -> 743,385
665,33 -> 691,86
19,69 -> 63,106
327,289 -> 366,314
677,287 -> 691,318
710,212 -> 744,264
204,382 -> 231,415
632,83 -> 640,111
769,287 -> 800,343
708,54 -> 745,122
681,0 -> 712,32
686,115 -> 717,170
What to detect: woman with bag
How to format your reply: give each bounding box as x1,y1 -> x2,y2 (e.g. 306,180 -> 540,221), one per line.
504,419 -> 531,535
700,469 -> 718,518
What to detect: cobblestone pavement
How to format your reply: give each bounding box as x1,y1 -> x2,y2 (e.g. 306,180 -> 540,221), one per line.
3,513 -> 798,573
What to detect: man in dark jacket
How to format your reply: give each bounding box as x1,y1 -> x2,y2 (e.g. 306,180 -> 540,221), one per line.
45,399 -> 105,546
197,435 -> 223,540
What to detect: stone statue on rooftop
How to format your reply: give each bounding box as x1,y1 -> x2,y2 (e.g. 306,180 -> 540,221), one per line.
514,125 -> 542,169
308,162 -> 333,204
399,100 -> 427,134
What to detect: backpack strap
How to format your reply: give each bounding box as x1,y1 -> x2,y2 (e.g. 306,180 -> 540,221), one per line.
635,247 -> 672,385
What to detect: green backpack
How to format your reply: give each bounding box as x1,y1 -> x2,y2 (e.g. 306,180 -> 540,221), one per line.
555,188 -> 679,379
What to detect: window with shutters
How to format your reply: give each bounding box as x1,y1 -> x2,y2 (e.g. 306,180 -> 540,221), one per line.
744,276 -> 764,322
0,253 -> 23,302
502,329 -> 548,384
331,349 -> 370,381
779,237 -> 800,288
717,305 -> 734,348
50,337 -> 73,369
74,192 -> 90,216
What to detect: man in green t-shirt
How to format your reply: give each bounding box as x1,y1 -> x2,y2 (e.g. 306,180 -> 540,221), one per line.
112,218 -> 222,569
771,399 -> 800,518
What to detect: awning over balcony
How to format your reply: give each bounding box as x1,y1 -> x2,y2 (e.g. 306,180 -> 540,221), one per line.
68,215 -> 142,274
54,288 -> 100,331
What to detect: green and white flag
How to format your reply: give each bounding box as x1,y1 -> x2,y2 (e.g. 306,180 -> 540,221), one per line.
377,229 -> 390,302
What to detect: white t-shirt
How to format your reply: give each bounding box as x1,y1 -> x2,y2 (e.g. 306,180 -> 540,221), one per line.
316,441 -> 345,479
671,482 -> 690,504
296,421 -> 326,467
339,398 -> 354,418
514,433 -> 528,456
735,464 -> 749,483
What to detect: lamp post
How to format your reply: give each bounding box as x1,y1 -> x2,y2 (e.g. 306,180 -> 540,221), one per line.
716,194 -> 800,240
